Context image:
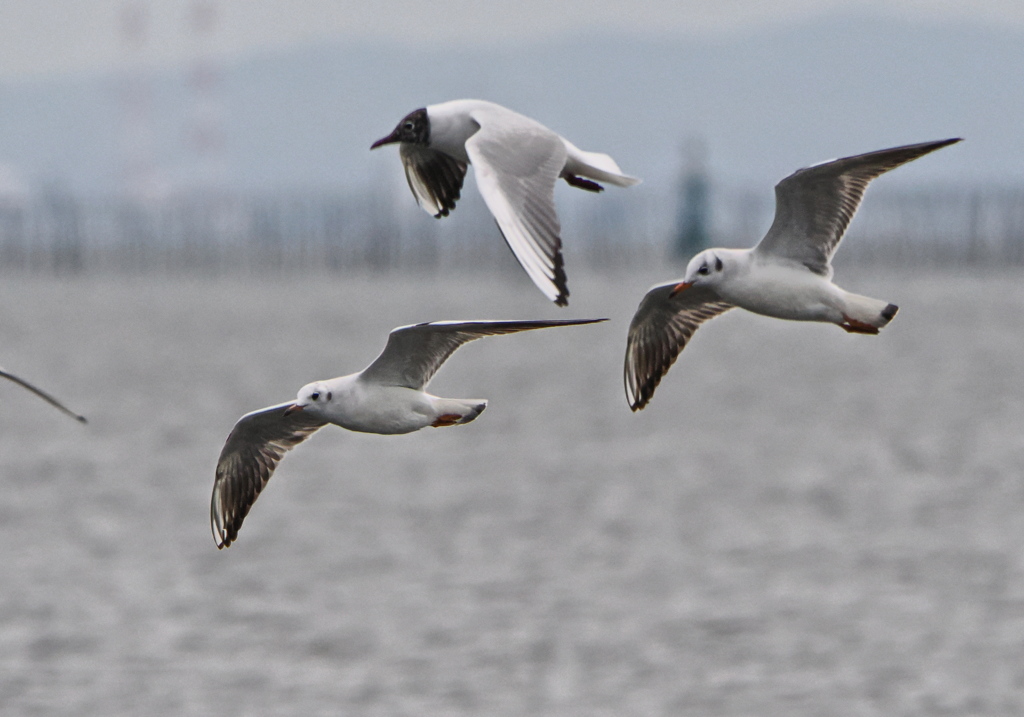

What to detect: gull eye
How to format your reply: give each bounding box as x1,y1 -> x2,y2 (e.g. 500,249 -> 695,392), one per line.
311,392 -> 320,401
403,121 -> 414,131
697,264 -> 709,275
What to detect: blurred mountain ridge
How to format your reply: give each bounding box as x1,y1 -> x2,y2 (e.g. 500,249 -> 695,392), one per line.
0,11 -> 1020,196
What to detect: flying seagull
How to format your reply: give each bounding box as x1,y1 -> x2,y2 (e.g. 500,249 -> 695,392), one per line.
211,318 -> 607,548
624,137 -> 962,411
1,364 -> 86,423
371,99 -> 640,306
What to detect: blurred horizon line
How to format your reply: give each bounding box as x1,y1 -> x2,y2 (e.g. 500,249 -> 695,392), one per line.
0,182 -> 1021,276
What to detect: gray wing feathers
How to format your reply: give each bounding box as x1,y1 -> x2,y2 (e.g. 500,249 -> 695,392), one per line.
755,138 -> 961,275
360,319 -> 606,390
400,144 -> 468,218
211,402 -> 326,548
624,284 -> 732,411
466,124 -> 569,306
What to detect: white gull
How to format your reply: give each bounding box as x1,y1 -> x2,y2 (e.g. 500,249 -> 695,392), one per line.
624,138 -> 962,411
371,99 -> 640,306
211,318 -> 606,548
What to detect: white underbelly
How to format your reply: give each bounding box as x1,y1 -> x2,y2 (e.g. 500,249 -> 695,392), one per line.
720,267 -> 842,323
331,386 -> 433,435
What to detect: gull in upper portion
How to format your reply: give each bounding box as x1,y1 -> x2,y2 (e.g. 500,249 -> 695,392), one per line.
371,99 -> 640,306
624,138 -> 962,411
1,364 -> 86,423
211,317 -> 606,548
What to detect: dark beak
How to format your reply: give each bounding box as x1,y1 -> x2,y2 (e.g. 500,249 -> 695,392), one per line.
370,128 -> 401,150
669,281 -> 693,298
283,403 -> 304,416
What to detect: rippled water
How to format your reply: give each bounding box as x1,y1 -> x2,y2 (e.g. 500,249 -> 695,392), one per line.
1,267 -> 1022,715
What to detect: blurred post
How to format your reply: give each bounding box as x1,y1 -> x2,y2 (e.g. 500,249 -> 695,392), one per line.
673,137 -> 711,261
119,1 -> 160,199
42,186 -> 83,275
185,0 -> 227,192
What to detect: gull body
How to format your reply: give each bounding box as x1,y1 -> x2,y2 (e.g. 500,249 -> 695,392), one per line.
371,99 -> 640,306
695,248 -> 888,325
211,318 -> 606,548
291,374 -> 486,435
624,138 -> 961,411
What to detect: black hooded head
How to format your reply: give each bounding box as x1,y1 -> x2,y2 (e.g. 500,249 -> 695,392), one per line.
371,108 -> 430,148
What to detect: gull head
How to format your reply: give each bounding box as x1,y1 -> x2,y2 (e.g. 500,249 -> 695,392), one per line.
285,381 -> 334,416
371,108 -> 430,149
671,249 -> 729,296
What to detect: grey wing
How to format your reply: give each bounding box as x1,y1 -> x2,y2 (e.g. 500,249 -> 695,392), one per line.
211,402 -> 326,549
400,143 -> 468,218
754,138 -> 962,275
359,318 -> 607,390
0,366 -> 86,423
624,283 -> 733,411
465,116 -> 569,306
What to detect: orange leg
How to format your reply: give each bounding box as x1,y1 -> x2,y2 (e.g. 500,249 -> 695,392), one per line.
563,174 -> 604,192
840,316 -> 880,335
431,413 -> 463,427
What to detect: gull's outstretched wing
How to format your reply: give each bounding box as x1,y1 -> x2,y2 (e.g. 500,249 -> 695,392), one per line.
400,143 -> 468,218
211,402 -> 327,549
465,108 -> 569,305
0,366 -> 86,423
624,283 -> 732,411
359,318 -> 606,390
754,138 -> 961,276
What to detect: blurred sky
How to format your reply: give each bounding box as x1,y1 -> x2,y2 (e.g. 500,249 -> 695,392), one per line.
2,0 -> 1024,80
0,0 -> 1022,194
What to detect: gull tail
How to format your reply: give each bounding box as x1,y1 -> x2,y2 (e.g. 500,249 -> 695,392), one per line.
561,140 -> 641,188
430,399 -> 488,427
838,293 -> 899,335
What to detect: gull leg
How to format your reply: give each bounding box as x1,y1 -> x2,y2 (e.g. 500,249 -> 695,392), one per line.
562,174 -> 604,193
839,316 -> 880,335
431,413 -> 464,427
430,401 -> 486,427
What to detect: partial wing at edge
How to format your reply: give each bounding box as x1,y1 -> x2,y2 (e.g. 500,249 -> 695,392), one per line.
0,366 -> 86,423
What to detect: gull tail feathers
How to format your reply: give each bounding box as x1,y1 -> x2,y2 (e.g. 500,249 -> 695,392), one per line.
561,140 -> 641,188
839,293 -> 899,334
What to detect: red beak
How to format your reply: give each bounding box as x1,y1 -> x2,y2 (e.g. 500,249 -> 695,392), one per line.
370,129 -> 401,149
669,281 -> 693,298
283,404 -> 304,416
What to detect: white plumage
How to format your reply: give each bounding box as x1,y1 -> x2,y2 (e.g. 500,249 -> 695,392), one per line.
211,318 -> 606,548
624,138 -> 961,411
372,100 -> 640,306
